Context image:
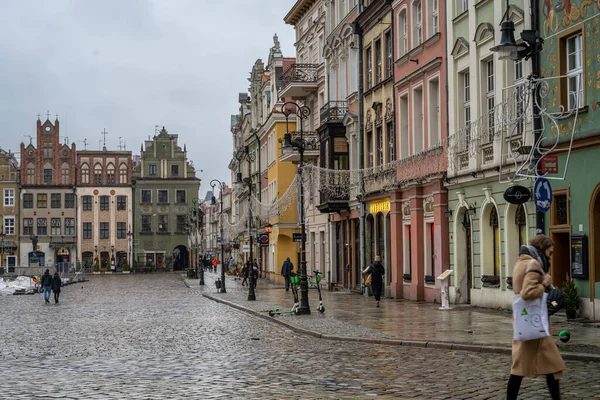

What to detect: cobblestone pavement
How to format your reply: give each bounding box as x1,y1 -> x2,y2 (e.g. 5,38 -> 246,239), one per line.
1,273 -> 600,399
195,271 -> 600,356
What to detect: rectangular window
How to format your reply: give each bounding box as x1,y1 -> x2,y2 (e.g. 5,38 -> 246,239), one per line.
37,194 -> 47,208
428,77 -> 440,146
64,218 -> 75,236
94,171 -> 102,184
43,168 -> 52,184
366,46 -> 372,89
37,218 -> 47,235
23,218 -> 33,235
51,218 -> 61,235
462,70 -> 471,151
401,12 -> 408,55
367,131 -> 373,168
141,215 -> 152,233
176,215 -> 187,233
99,195 -> 109,211
176,190 -> 186,204
431,0 -> 439,35
99,222 -> 109,239
375,39 -> 382,84
117,195 -> 127,210
141,190 -> 151,204
3,217 -> 15,235
171,165 -> 179,176
158,215 -> 168,233
486,59 -> 495,142
51,193 -> 61,208
459,0 -> 468,13
83,222 -> 93,239
387,122 -> 396,162
64,193 -> 75,209
385,30 -> 393,79
23,193 -> 33,209
4,189 -> 14,206
82,195 -> 93,211
117,222 -> 127,239
513,58 -> 525,136
413,85 -> 424,154
565,32 -> 583,111
107,172 -> 115,184
376,126 -> 384,166
149,164 -> 157,176
413,1 -> 422,47
158,190 -> 168,204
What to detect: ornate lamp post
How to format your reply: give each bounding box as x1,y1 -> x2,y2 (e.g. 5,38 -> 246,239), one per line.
281,101 -> 311,315
126,230 -> 134,270
210,180 -> 226,293
235,146 -> 257,301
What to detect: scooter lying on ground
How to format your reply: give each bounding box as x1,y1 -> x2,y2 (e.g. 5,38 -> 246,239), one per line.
313,270 -> 325,314
266,273 -> 300,316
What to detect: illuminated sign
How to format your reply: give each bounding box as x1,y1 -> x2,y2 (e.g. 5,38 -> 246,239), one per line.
369,200 -> 391,214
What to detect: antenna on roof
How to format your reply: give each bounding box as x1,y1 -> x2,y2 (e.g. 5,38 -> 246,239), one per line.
23,135 -> 33,145
78,139 -> 88,150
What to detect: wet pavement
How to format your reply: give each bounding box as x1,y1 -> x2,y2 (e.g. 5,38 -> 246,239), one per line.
1,272 -> 599,399
195,271 -> 600,357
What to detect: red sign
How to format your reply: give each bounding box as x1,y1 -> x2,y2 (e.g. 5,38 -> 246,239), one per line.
541,155 -> 558,174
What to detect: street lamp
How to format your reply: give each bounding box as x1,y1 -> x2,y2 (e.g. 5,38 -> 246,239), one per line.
490,0 -> 545,234
126,230 -> 134,270
281,100 -> 311,315
210,179 -> 227,293
235,145 -> 257,301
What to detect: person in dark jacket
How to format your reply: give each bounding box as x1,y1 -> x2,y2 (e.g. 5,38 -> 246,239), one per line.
40,269 -> 53,304
241,262 -> 249,286
362,256 -> 385,307
51,271 -> 62,304
252,260 -> 259,289
281,257 -> 293,291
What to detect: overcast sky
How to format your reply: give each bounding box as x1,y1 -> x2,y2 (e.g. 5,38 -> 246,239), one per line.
0,0 -> 296,198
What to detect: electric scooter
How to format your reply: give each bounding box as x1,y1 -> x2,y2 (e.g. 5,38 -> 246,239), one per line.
314,270 -> 325,313
267,273 -> 300,316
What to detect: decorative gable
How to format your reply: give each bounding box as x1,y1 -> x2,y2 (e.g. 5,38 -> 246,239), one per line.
451,37 -> 470,58
474,23 -> 495,46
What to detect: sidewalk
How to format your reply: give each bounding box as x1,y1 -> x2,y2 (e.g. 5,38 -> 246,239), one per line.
185,270 -> 600,362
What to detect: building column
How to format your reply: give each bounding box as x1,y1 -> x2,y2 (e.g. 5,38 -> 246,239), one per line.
389,191 -> 403,299
409,188 -> 425,301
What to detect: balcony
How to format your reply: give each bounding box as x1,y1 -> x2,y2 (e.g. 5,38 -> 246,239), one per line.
320,101 -> 347,124
279,63 -> 319,99
278,131 -> 320,164
363,164 -> 398,196
317,190 -> 350,213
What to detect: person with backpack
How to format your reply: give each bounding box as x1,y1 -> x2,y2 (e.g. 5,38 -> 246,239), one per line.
362,256 -> 385,307
40,269 -> 53,304
51,271 -> 62,304
281,257 -> 294,291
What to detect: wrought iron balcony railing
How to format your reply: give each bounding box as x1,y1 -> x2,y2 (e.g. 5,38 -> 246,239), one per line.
279,63 -> 319,88
320,101 -> 348,124
287,131 -> 319,151
362,163 -> 398,195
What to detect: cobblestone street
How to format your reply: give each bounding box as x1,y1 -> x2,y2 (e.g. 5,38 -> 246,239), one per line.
1,274 -> 599,399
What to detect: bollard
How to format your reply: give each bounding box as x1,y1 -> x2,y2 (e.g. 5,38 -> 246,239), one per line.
215,278 -> 221,291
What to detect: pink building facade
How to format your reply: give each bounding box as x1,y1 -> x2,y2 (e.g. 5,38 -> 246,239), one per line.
389,0 -> 449,302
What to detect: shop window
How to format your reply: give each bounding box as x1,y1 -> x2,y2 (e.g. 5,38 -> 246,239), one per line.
516,204 -> 527,247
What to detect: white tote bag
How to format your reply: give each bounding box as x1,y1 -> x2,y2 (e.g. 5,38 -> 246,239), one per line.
513,292 -> 550,341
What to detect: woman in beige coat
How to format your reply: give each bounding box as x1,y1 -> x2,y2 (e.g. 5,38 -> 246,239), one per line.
507,234 -> 566,400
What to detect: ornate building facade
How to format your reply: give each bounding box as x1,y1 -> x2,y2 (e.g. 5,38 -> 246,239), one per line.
0,149 -> 20,272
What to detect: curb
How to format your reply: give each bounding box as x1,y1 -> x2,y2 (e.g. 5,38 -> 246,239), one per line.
202,292 -> 600,363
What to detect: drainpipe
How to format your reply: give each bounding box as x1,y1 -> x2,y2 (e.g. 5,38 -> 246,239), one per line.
352,16 -> 365,293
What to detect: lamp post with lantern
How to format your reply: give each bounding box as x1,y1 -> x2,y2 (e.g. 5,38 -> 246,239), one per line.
210,180 -> 226,293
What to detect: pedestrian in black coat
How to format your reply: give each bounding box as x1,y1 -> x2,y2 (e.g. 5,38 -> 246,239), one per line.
51,272 -> 62,304
362,256 -> 385,307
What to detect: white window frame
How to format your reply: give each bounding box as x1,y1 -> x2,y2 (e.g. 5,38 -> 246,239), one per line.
459,0 -> 468,14
485,59 -> 495,140
461,70 -> 471,149
412,83 -> 424,155
423,218 -> 435,279
4,189 -> 14,207
566,33 -> 583,111
4,216 -> 15,235
431,0 -> 439,36
413,1 -> 422,47
398,91 -> 410,159
427,74 -> 441,147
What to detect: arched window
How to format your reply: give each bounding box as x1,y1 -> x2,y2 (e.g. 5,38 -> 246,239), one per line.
490,207 -> 500,276
81,163 -> 90,184
61,163 -> 70,185
119,163 -> 128,184
94,164 -> 103,185
515,204 -> 527,247
107,163 -> 115,184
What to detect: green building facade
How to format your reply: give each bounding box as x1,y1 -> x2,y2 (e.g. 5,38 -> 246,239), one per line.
539,3 -> 600,319
132,127 -> 200,271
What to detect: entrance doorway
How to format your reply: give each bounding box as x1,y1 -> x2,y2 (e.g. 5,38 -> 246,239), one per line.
550,231 -> 571,288
458,210 -> 473,304
590,185 -> 600,302
173,246 -> 189,271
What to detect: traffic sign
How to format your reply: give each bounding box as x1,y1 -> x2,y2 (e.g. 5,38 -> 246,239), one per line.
534,177 -> 552,213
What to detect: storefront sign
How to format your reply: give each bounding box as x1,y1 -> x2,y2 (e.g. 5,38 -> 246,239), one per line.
369,199 -> 391,214
242,245 -> 250,253
292,233 -> 305,242
541,155 -> 559,174
503,185 -> 531,205
57,247 -> 69,256
571,234 -> 588,279
258,233 -> 269,247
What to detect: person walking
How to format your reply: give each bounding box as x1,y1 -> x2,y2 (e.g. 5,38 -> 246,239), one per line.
506,234 -> 565,400
211,258 -> 218,273
252,260 -> 259,289
51,271 -> 62,304
40,269 -> 53,304
362,256 -> 385,307
227,257 -> 234,273
241,261 -> 249,286
281,257 -> 293,291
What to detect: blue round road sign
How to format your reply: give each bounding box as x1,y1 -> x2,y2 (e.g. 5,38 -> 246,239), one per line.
534,177 -> 552,213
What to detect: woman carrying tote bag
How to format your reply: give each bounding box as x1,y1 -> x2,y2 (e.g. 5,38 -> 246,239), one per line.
507,234 -> 566,400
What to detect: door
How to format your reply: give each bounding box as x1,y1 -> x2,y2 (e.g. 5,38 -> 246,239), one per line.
463,212 -> 473,303
156,253 -> 165,269
550,231 -> 571,288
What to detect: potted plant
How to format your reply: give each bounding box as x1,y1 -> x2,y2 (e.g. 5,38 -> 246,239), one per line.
563,278 -> 580,319
93,258 -> 100,274
122,261 -> 130,274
